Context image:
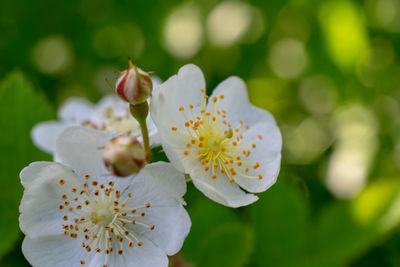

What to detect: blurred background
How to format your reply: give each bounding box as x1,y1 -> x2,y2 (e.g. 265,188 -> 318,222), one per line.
1,0 -> 400,266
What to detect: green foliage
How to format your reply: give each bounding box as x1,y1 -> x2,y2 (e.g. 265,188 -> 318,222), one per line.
249,177 -> 400,267
181,198 -> 238,261
318,0 -> 369,71
196,223 -> 254,267
307,178 -> 400,266
1,0 -> 400,265
0,72 -> 54,260
250,179 -> 308,267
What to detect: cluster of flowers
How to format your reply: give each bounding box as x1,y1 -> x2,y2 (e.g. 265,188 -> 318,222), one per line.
20,61 -> 282,267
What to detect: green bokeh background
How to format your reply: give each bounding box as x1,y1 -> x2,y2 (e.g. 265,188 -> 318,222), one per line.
1,0 -> 400,266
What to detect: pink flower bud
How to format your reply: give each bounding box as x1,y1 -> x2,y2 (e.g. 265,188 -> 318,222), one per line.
115,60 -> 153,105
103,135 -> 147,177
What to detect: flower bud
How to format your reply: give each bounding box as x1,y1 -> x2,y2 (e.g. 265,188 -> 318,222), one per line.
115,59 -> 153,105
103,135 -> 147,177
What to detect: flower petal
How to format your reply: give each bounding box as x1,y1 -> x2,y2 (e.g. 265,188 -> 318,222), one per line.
22,235 -> 100,267
233,122 -> 281,192
95,95 -> 128,117
234,155 -> 281,193
20,161 -> 54,188
95,95 -> 160,146
58,97 -> 95,123
121,162 -> 191,255
106,236 -> 168,267
151,64 -> 205,126
208,77 -> 282,193
19,162 -> 82,238
55,126 -> 132,191
190,162 -> 258,207
150,93 -> 189,173
209,76 -> 277,126
150,64 -> 207,172
31,121 -> 71,154
123,162 -> 186,207
134,205 -> 191,256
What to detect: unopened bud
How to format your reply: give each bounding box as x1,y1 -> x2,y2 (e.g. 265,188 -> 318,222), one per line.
115,59 -> 152,105
103,135 -> 147,177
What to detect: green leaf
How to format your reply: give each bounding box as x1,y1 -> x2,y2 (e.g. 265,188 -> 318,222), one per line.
307,178 -> 400,266
318,0 -> 369,71
250,179 -> 308,267
181,197 -> 238,261
0,71 -> 54,260
196,222 -> 254,267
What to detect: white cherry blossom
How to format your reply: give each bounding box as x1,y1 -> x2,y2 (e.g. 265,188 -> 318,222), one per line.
151,64 -> 282,207
31,95 -> 159,154
20,127 -> 190,267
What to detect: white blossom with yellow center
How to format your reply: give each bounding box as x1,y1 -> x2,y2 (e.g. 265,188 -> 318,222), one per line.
151,64 -> 282,207
31,95 -> 159,154
20,127 -> 190,267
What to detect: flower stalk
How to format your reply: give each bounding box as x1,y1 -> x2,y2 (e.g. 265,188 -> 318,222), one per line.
130,101 -> 151,159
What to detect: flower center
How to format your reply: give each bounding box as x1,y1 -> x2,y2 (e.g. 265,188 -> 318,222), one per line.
81,108 -> 140,133
171,89 -> 263,183
58,174 -> 155,266
90,208 -> 113,226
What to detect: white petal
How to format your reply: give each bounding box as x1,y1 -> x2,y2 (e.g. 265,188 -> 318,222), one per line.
121,162 -> 190,255
150,65 -> 206,172
146,115 -> 161,147
151,64 -> 205,126
95,95 -> 127,115
150,93 -> 189,173
22,235 -> 99,267
106,236 -> 168,267
244,122 -> 282,160
208,77 -> 282,193
20,161 -> 53,188
234,117 -> 282,193
19,162 -> 82,238
151,75 -> 162,88
135,205 -> 191,255
31,121 -> 71,154
123,162 -> 186,207
22,233 -> 168,267
58,97 -> 95,123
55,127 -> 132,192
95,95 -> 161,147
93,95 -> 131,126
234,155 -> 281,193
190,162 -> 258,208
209,76 -> 277,126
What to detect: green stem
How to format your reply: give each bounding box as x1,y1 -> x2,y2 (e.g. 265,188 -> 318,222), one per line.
130,102 -> 151,161
138,117 -> 150,157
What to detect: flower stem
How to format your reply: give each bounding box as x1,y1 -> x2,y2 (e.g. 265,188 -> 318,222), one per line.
130,102 -> 151,160
138,117 -> 150,156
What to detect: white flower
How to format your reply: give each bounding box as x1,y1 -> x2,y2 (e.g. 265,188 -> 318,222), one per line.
20,127 -> 190,267
31,95 -> 159,154
151,64 -> 282,207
